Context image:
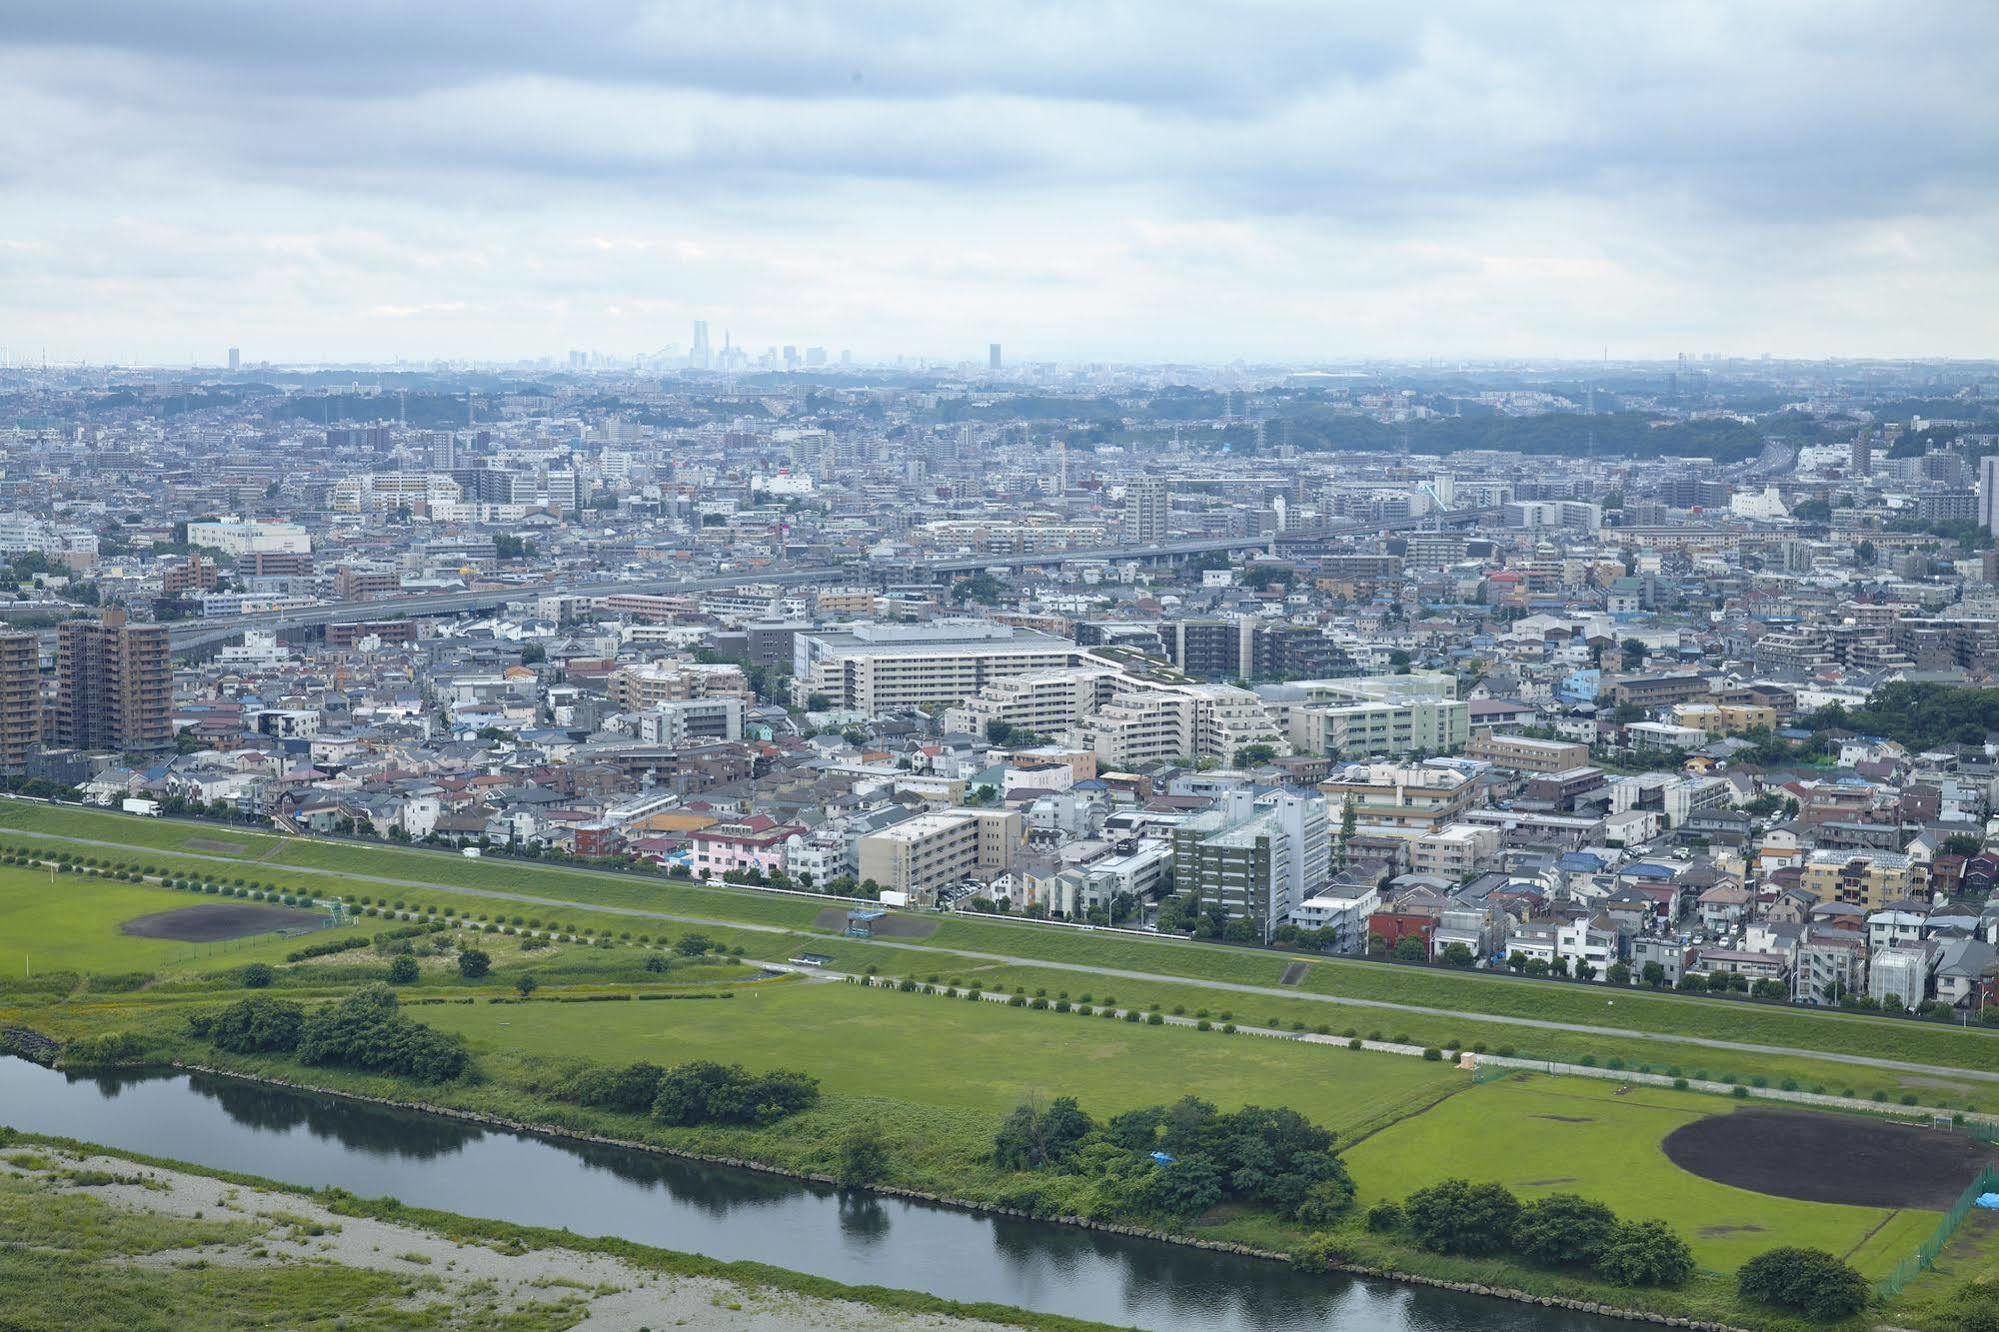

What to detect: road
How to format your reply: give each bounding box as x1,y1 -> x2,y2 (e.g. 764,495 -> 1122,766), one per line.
14,823 -> 1999,1088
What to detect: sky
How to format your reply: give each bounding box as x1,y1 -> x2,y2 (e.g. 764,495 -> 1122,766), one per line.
2,1 -> 1996,367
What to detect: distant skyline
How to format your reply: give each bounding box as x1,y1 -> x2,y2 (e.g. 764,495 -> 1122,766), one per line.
3,2 -> 1996,366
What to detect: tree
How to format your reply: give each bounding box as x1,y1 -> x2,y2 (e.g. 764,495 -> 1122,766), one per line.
1235,743 -> 1278,767
1392,935 -> 1428,963
676,933 -> 715,956
642,952 -> 669,974
1856,539 -> 1877,566
985,719 -> 1015,744
837,1126 -> 890,1187
386,954 -> 420,985
195,995 -> 305,1054
1387,649 -> 1413,673
1596,1219 -> 1695,1287
515,973 -> 539,998
456,948 -> 491,980
1404,1179 -> 1521,1256
1641,961 -> 1667,989
993,1096 -> 1097,1171
1621,638 -> 1647,671
1441,942 -> 1475,968
1512,1193 -> 1618,1267
1738,1246 -> 1869,1319
239,963 -> 274,989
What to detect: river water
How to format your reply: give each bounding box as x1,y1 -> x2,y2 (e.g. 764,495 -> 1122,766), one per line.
0,1058 -> 1632,1331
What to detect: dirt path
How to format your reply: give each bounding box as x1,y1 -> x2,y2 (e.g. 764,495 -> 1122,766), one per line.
2,1145 -> 1027,1332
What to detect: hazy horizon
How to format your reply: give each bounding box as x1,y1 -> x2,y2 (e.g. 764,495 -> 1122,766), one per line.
4,2 -> 1996,366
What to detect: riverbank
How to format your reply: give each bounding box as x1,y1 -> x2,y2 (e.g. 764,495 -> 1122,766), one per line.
157,1058 -> 1750,1331
0,1128 -> 1116,1332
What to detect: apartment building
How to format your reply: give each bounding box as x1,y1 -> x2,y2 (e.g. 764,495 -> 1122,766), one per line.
1464,733 -> 1589,774
1083,682 -> 1286,768
608,661 -> 751,710
1171,790 -> 1331,941
1318,762 -> 1476,833
1260,672 -> 1469,759
1670,702 -> 1779,736
635,697 -> 745,744
0,632 -> 39,775
941,667 -> 1123,739
52,609 -> 171,753
792,621 -> 1081,712
1408,822 -> 1500,880
1801,849 -> 1918,912
856,807 -> 1023,899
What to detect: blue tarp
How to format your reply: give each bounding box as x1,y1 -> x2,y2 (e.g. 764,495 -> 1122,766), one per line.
1974,1193 -> 1999,1210
1150,1152 -> 1176,1166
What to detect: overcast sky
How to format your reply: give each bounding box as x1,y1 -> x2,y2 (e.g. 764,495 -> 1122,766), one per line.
3,2 -> 1996,367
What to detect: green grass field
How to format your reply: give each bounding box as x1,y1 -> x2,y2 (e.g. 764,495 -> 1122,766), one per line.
0,868 -> 317,980
420,978 -> 1463,1136
1343,1074 -> 1941,1278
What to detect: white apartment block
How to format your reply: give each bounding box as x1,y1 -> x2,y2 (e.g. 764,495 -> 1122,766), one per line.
855,807 -> 1024,899
941,667 -> 1124,738
791,621 -> 1082,712
1260,672 -> 1469,759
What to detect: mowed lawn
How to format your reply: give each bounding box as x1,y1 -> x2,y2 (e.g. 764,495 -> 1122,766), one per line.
421,979 -> 1462,1135
0,869 -> 313,977
1345,1074 -> 1939,1277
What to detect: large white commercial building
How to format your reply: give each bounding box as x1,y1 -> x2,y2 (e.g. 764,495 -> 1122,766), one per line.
185,517 -> 312,556
1259,672 -> 1469,759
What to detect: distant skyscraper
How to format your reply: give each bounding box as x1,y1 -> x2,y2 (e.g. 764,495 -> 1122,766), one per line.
690,321 -> 712,369
227,346 -> 241,372
989,343 -> 1002,370
1851,432 -> 1872,477
1981,456 -> 1999,539
53,609 -> 170,753
1124,476 -> 1170,545
806,346 -> 827,367
782,345 -> 799,371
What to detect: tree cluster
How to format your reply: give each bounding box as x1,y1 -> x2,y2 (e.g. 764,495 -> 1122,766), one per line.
558,1058 -> 820,1127
992,1094 -> 1355,1224
189,985 -> 469,1082
1383,1180 -> 1694,1288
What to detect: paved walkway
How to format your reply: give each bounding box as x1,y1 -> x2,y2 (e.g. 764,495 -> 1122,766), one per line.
14,824 -> 1999,1089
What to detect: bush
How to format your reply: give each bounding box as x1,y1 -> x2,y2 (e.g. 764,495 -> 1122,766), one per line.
651,1061 -> 819,1127
1405,1179 -> 1521,1256
1348,1038 -> 1362,1050
1737,1247 -> 1869,1320
560,1061 -> 666,1114
295,985 -> 469,1082
837,1126 -> 889,1187
1289,1233 -> 1351,1275
192,995 -> 305,1054
1512,1193 -> 1617,1266
1421,1047 -> 1442,1062
1595,1220 -> 1695,1287
456,949 -> 491,980
1365,1200 -> 1404,1232
239,963 -> 275,989
386,955 -> 420,985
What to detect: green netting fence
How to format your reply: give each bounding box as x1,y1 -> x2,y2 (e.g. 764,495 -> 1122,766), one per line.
1876,1161 -> 1999,1298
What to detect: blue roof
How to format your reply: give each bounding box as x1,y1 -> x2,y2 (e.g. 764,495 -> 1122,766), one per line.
1558,852 -> 1606,871
1624,862 -> 1676,880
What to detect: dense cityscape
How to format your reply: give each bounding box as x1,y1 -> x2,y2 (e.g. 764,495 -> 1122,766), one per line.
8,4 -> 1999,1331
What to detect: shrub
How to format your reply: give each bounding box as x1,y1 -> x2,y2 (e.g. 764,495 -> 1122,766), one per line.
649,1060 -> 818,1127
191,995 -> 305,1054
386,955 -> 420,985
562,1061 -> 666,1114
456,949 -> 491,980
1737,1247 -> 1869,1320
642,953 -> 669,974
1289,1233 -> 1351,1275
1512,1193 -> 1616,1266
294,985 -> 469,1082
1146,1012 -> 1164,1025
1595,1220 -> 1694,1287
239,963 -> 275,989
1673,1077 -> 1689,1090
1421,1048 -> 1442,1062
1365,1200 -> 1404,1232
1405,1179 -> 1520,1256
1348,1038 -> 1362,1050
